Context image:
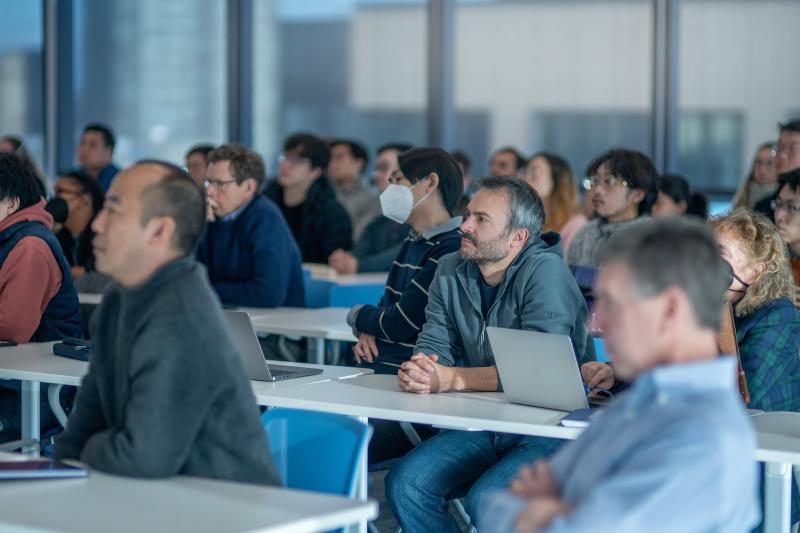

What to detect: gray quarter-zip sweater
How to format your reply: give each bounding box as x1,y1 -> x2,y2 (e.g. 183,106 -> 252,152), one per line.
415,231 -> 594,368
55,258 -> 280,486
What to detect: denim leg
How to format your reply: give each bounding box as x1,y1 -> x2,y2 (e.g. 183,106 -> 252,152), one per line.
385,430 -> 500,533
464,435 -> 565,524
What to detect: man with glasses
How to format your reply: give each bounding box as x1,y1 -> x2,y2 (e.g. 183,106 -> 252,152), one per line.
566,149 -> 658,268
196,143 -> 304,308
755,119 -> 800,220
266,133 -> 352,264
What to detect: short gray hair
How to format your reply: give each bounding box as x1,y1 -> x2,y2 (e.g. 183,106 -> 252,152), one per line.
596,217 -> 729,330
477,176 -> 545,242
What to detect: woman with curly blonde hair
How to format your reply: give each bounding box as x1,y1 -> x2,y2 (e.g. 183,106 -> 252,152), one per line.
709,209 -> 800,411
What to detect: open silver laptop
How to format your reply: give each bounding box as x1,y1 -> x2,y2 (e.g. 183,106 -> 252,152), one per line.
224,310 -> 323,382
487,326 -> 593,412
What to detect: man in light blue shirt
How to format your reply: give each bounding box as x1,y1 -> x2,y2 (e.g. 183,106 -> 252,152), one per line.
479,217 -> 760,533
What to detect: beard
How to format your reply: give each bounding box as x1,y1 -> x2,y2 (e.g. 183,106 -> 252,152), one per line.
460,232 -> 511,266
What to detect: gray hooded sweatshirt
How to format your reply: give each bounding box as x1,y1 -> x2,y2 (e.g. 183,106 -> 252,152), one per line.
415,231 -> 594,369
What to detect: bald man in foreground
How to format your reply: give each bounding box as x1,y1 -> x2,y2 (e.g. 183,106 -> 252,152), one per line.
55,161 -> 279,486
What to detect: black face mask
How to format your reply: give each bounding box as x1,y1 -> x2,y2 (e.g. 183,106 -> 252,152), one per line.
723,259 -> 750,294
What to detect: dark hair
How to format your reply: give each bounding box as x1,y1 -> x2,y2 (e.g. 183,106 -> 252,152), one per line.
478,176 -> 545,242
658,174 -> 691,204
779,119 -> 800,135
135,160 -> 206,256
492,147 -> 525,171
778,168 -> 800,195
0,135 -> 23,152
398,147 -> 464,215
82,123 -> 116,150
597,217 -> 729,330
284,132 -> 330,171
687,191 -> 708,219
0,153 -> 45,211
330,139 -> 369,168
207,143 -> 266,188
451,150 -> 472,174
587,148 -> 658,215
378,143 -> 413,156
185,143 -> 215,160
58,170 -> 105,214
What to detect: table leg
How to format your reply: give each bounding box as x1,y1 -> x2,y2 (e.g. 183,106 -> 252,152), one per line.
307,338 -> 325,366
20,380 -> 40,457
351,415 -> 369,533
763,461 -> 792,533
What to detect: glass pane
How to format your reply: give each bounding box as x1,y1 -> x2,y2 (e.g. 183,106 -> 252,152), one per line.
73,0 -> 227,167
253,0 -> 428,174
0,1 -> 45,168
676,0 -> 800,192
454,0 -> 654,178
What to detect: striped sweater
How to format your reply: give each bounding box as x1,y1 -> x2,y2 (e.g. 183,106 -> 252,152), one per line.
353,217 -> 462,370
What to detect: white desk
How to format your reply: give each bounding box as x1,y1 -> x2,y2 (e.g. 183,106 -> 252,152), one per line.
0,342 -> 371,455
333,273 -> 388,286
250,307 -> 357,364
252,374 -> 800,533
253,373 -> 578,440
77,292 -> 103,305
0,468 -> 377,533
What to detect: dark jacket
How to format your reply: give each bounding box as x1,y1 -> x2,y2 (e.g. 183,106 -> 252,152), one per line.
416,231 -> 595,368
57,225 -> 96,272
196,196 -> 304,308
0,219 -> 82,342
55,258 -> 281,486
353,215 -> 410,273
266,176 -> 353,263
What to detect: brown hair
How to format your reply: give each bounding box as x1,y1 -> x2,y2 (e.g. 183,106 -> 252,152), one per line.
207,143 -> 266,188
529,152 -> 579,232
708,209 -> 794,316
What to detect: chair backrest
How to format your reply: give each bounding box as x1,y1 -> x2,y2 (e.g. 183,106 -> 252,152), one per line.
716,303 -> 750,405
261,408 -> 372,498
302,269 -> 336,309
328,284 -> 385,308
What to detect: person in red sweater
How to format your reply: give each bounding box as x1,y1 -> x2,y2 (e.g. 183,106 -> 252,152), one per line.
0,153 -> 82,443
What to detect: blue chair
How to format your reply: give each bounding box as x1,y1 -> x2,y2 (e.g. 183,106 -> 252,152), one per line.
329,284 -> 385,308
260,408 -> 372,499
302,269 -> 336,309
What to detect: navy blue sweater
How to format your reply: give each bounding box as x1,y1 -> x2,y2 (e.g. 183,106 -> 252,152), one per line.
354,217 -> 462,369
196,196 -> 304,308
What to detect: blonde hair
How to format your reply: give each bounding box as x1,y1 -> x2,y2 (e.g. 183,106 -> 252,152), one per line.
708,209 -> 794,316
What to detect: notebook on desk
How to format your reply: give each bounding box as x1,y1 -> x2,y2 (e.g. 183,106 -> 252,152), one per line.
487,327 -> 608,412
0,460 -> 87,480
224,311 -> 323,382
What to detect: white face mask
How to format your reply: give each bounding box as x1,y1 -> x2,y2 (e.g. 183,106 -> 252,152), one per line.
379,178 -> 431,224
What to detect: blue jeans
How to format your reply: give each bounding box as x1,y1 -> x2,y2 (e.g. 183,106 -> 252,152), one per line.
385,430 -> 563,533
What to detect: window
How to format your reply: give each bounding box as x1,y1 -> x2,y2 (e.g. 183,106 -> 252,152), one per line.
73,0 -> 227,167
0,1 -> 45,167
675,0 -> 800,191
453,0 -> 655,178
253,0 -> 428,175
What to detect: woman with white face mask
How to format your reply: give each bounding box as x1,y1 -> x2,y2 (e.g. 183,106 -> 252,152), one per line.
345,147 -> 464,462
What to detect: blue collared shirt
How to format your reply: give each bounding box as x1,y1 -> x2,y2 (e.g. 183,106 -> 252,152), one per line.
480,356 -> 760,533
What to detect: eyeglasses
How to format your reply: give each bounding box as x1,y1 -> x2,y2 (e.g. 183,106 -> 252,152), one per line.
771,198 -> 800,215
777,142 -> 800,158
203,178 -> 239,190
278,154 -> 311,167
583,175 -> 630,190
